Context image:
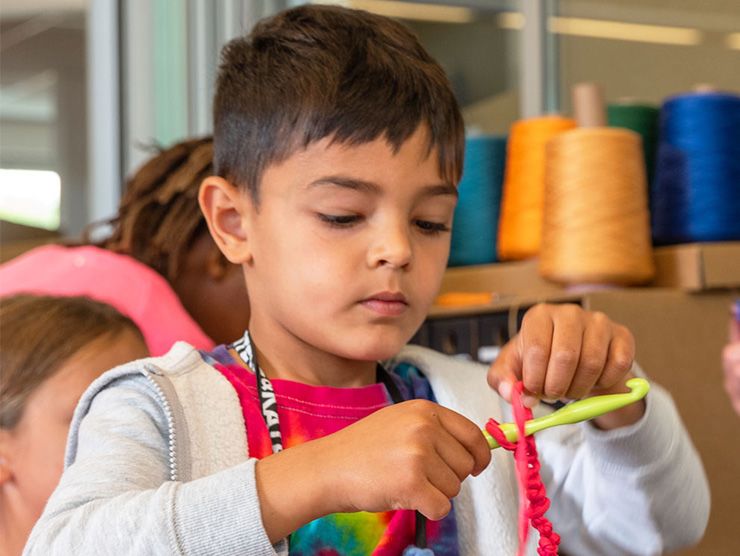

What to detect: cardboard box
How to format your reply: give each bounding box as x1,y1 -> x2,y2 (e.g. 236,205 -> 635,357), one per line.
440,241 -> 740,297
652,242 -> 740,291
441,259 -> 564,298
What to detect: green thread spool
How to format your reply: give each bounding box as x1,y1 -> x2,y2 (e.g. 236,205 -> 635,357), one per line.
608,103 -> 659,187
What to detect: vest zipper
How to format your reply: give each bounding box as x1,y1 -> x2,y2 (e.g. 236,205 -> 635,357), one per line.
143,368 -> 179,481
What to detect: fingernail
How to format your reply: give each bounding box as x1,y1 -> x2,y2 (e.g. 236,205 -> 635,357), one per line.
499,381 -> 512,401
522,394 -> 540,408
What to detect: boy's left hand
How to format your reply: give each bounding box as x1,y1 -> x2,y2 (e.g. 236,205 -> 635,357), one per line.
487,303 -> 645,430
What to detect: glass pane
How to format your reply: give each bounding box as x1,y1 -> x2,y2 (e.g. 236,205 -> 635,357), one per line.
0,169 -> 61,230
554,0 -> 740,110
0,7 -> 88,237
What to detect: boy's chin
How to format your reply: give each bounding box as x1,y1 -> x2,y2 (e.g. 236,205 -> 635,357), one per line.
339,336 -> 412,363
321,320 -> 423,362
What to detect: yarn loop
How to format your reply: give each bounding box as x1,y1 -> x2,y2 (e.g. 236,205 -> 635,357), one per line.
486,383 -> 560,556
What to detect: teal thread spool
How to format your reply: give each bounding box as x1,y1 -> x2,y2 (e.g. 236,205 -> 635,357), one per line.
448,134 -> 507,267
608,103 -> 659,187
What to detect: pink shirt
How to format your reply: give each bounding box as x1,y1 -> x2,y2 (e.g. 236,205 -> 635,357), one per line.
0,245 -> 214,355
206,345 -> 458,554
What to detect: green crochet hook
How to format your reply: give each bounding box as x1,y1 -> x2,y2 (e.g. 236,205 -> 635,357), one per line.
483,378 -> 650,450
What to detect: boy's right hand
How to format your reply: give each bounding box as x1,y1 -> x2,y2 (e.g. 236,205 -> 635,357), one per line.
255,400 -> 490,542
321,399 -> 491,518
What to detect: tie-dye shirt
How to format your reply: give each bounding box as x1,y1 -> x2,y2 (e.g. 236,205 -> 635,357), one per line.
204,345 -> 458,556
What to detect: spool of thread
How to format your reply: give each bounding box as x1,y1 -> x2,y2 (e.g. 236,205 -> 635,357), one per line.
652,91 -> 740,244
448,134 -> 507,267
607,102 -> 659,186
497,116 -> 576,260
572,82 -> 607,127
539,128 -> 655,285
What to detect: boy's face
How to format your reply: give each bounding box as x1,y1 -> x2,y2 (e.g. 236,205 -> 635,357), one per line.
215,125 -> 456,363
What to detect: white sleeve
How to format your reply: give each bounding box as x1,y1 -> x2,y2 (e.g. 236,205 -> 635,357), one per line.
23,375 -> 287,556
536,380 -> 710,556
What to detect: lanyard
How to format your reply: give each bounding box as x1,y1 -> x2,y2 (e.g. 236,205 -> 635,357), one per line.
232,330 -> 405,454
232,330 -> 284,452
230,330 -> 427,548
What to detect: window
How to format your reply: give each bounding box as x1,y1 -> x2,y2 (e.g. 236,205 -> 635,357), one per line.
0,5 -> 88,238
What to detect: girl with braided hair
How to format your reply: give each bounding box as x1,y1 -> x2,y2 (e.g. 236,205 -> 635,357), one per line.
0,137 -> 250,354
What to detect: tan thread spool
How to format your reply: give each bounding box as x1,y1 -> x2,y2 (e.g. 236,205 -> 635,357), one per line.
572,82 -> 607,127
497,115 -> 577,260
539,127 -> 655,285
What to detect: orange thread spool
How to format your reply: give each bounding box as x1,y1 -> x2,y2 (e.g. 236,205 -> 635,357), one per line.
539,128 -> 655,285
498,116 -> 577,261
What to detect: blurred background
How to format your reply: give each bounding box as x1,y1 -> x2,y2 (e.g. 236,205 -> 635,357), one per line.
1,0 -> 738,241
1,2 -> 739,554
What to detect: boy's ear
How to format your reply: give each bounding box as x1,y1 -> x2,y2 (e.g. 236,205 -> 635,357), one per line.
199,176 -> 254,265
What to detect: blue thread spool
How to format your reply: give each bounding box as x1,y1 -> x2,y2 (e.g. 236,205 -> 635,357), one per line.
652,91 -> 740,244
448,134 -> 507,267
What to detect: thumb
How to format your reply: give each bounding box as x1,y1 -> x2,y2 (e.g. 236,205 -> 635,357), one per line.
730,301 -> 740,343
487,336 -> 523,403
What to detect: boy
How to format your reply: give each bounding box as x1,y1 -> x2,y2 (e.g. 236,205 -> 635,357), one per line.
26,5 -> 709,555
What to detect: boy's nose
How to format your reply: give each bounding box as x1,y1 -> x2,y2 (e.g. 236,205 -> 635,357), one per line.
367,223 -> 413,270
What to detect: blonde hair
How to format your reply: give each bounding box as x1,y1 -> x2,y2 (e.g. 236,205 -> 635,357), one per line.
0,295 -> 143,428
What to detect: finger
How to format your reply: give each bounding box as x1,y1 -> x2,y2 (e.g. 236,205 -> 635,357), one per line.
597,324 -> 635,390
487,338 -> 522,403
730,302 -> 740,342
567,312 -> 611,399
731,319 -> 740,344
723,342 -> 740,367
519,304 -> 555,398
722,346 -> 740,416
424,452 -> 464,499
433,427 -> 478,481
543,305 -> 584,400
435,406 -> 492,476
415,482 -> 453,521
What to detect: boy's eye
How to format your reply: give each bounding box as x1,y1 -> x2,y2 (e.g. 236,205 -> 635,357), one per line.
415,220 -> 451,234
318,213 -> 361,227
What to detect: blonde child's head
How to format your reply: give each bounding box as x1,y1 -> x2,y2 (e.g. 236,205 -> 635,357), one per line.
201,5 -> 463,372
0,295 -> 148,550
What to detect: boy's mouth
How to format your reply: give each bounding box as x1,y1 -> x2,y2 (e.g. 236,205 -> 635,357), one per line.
360,291 -> 409,317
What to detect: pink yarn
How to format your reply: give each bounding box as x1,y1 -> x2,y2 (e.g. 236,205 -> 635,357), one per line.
486,382 -> 560,556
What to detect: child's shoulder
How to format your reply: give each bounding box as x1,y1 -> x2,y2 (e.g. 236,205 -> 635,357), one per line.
81,340 -> 236,413
79,341 -> 204,394
68,340 -> 248,480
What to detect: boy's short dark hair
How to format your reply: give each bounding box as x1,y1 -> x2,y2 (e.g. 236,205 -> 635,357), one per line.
213,4 -> 464,200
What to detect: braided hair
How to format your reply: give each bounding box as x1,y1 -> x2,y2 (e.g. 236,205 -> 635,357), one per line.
87,136 -> 224,283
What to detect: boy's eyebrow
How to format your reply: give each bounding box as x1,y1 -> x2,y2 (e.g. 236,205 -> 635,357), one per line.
308,176 -> 458,198
418,183 -> 459,199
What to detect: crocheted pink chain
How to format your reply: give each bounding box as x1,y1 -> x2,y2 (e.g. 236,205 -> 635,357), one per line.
486,382 -> 560,556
